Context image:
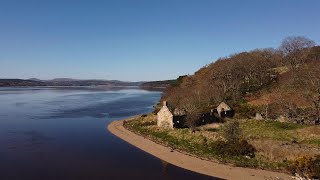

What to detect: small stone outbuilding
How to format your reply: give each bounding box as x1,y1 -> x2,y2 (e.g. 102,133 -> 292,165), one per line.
255,113 -> 264,120
217,102 -> 234,118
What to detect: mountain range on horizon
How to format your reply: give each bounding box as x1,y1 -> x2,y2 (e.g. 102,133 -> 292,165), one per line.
27,78 -> 135,82
0,78 -> 174,89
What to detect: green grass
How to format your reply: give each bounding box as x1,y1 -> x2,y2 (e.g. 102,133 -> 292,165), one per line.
125,117 -> 286,170
125,118 -> 214,156
307,139 -> 320,146
125,116 -> 320,173
241,120 -> 308,141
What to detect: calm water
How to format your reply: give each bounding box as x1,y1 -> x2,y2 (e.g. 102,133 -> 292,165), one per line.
0,87 -> 217,180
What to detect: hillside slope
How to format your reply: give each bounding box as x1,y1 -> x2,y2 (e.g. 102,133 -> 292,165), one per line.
160,37 -> 320,124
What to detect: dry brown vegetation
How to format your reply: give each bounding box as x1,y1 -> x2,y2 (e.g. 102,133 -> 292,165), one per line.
160,36 -> 320,125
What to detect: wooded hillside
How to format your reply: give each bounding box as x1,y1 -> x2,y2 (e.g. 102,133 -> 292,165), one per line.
160,36 -> 320,124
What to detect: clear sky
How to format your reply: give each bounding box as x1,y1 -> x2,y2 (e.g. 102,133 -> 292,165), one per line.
0,0 -> 319,81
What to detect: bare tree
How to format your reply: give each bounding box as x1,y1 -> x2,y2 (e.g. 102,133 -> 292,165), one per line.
296,61 -> 320,124
279,36 -> 315,70
182,97 -> 201,130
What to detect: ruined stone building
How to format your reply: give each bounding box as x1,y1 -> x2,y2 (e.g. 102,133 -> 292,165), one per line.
216,102 -> 234,118
157,101 -> 186,129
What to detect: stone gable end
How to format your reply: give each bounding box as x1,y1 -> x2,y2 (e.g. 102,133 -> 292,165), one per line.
157,106 -> 174,129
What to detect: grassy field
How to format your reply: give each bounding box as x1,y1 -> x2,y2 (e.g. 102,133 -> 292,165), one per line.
124,114 -> 320,173
240,120 -> 320,163
242,120 -> 311,142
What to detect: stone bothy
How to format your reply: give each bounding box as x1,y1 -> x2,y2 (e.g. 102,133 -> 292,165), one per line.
157,101 -> 218,129
157,101 -> 174,129
216,102 -> 233,118
255,113 -> 264,120
157,101 -> 186,129
157,101 -> 233,129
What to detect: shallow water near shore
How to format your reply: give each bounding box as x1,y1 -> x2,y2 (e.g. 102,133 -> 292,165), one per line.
0,87 -> 218,180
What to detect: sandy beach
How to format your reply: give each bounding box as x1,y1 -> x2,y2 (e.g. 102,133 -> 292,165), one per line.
107,117 -> 293,180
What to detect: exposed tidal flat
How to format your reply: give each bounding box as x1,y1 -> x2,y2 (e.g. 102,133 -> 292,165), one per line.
0,87 -> 216,180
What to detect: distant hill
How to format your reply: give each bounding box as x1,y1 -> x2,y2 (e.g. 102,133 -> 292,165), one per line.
141,80 -> 175,89
44,79 -> 142,87
27,78 -> 42,82
141,76 -> 187,90
0,79 -> 46,86
50,78 -> 80,82
0,78 -> 143,87
0,78 -> 189,91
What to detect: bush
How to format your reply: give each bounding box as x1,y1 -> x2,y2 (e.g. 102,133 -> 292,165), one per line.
288,156 -> 320,179
221,120 -> 242,143
232,103 -> 257,118
213,140 -> 256,158
216,120 -> 256,158
308,156 -> 320,179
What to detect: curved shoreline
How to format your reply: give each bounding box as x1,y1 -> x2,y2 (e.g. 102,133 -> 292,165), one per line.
107,117 -> 292,180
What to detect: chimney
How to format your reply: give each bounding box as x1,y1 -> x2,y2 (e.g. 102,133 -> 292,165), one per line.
163,101 -> 167,106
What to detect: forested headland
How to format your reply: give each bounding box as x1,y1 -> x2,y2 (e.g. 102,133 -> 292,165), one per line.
160,36 -> 320,125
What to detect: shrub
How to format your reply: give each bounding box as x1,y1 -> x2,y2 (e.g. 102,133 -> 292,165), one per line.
288,156 -> 320,179
216,120 -> 256,158
221,120 -> 242,143
213,140 -> 256,158
308,156 -> 320,179
232,103 -> 257,118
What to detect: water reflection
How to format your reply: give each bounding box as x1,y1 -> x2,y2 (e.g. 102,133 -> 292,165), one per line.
0,87 -> 219,180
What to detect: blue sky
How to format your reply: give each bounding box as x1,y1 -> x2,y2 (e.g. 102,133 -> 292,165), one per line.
0,0 -> 319,81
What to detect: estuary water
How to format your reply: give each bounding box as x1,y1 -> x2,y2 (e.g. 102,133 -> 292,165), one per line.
0,87 -> 217,180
